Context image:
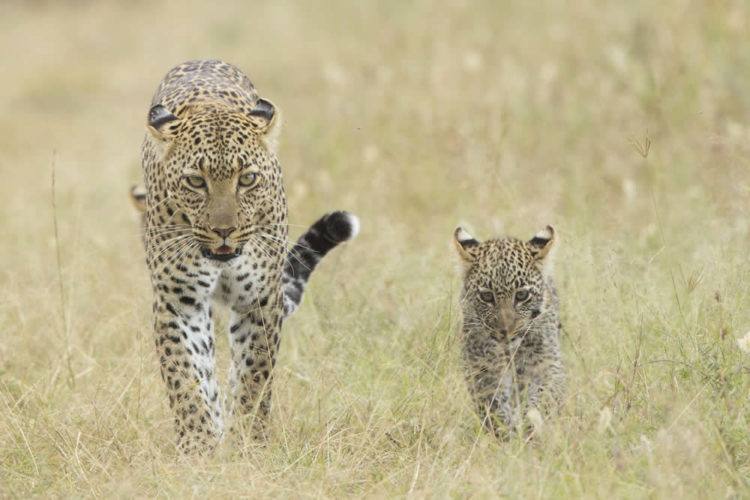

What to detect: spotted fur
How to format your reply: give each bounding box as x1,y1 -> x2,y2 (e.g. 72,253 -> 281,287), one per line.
132,186 -> 359,317
137,59 -> 357,454
453,225 -> 565,437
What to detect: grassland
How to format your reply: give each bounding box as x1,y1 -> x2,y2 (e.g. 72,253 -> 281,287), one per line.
0,0 -> 749,497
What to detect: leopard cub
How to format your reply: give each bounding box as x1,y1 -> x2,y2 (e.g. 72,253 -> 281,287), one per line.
453,224 -> 565,437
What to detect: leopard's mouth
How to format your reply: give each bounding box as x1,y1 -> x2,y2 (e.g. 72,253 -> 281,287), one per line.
201,245 -> 242,262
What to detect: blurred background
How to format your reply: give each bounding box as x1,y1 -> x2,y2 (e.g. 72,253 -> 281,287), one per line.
0,0 -> 748,497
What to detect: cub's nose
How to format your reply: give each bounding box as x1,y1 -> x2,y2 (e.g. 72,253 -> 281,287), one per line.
499,328 -> 508,336
211,226 -> 236,239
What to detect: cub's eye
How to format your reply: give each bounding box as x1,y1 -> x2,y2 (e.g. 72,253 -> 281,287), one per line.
238,172 -> 259,188
184,175 -> 206,189
515,290 -> 530,302
478,290 -> 495,303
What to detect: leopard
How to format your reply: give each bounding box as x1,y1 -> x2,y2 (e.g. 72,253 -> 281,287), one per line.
453,224 -> 565,438
135,59 -> 358,454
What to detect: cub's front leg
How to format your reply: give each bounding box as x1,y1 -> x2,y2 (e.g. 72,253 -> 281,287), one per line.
464,336 -> 520,437
472,371 -> 519,438
526,360 -> 566,415
151,271 -> 222,454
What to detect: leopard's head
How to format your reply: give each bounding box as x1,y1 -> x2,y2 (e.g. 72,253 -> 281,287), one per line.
453,225 -> 556,338
146,98 -> 284,261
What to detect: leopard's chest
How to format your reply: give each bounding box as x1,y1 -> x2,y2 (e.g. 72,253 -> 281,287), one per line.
211,246 -> 284,312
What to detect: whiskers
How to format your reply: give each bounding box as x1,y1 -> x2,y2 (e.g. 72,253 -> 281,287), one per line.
150,232 -> 199,264
142,226 -> 192,239
142,220 -> 321,269
245,232 -> 286,263
169,239 -> 200,264
135,220 -> 193,240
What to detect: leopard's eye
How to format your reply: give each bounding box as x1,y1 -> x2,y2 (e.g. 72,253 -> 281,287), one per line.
238,171 -> 259,188
184,175 -> 206,189
478,290 -> 495,303
515,289 -> 530,302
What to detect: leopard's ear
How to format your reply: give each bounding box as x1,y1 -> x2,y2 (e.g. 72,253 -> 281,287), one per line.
453,226 -> 481,266
147,104 -> 181,141
248,97 -> 281,150
130,185 -> 147,213
528,225 -> 556,261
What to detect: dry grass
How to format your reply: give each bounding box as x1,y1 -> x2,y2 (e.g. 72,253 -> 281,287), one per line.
1,0 -> 749,497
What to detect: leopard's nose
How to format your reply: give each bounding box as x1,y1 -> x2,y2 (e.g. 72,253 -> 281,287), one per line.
499,328 -> 508,336
211,226 -> 236,239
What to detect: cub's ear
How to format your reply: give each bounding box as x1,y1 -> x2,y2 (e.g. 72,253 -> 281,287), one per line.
453,226 -> 481,265
248,97 -> 281,150
147,104 -> 181,140
528,225 -> 556,261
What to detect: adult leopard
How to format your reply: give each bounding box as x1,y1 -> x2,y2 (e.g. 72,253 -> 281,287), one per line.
137,59 -> 358,454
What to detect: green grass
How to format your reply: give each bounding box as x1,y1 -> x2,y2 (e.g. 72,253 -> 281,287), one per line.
0,0 -> 749,497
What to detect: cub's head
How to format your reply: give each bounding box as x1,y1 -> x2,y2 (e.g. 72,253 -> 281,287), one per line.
453,225 -> 557,338
146,98 -> 283,261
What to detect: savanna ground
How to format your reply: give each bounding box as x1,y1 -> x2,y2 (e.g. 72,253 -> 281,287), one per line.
1,0 -> 749,497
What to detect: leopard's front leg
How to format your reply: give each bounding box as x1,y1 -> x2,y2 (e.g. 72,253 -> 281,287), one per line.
226,289 -> 283,444
152,276 -> 222,454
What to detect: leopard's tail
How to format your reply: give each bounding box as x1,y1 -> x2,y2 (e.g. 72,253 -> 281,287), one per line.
282,211 -> 359,317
